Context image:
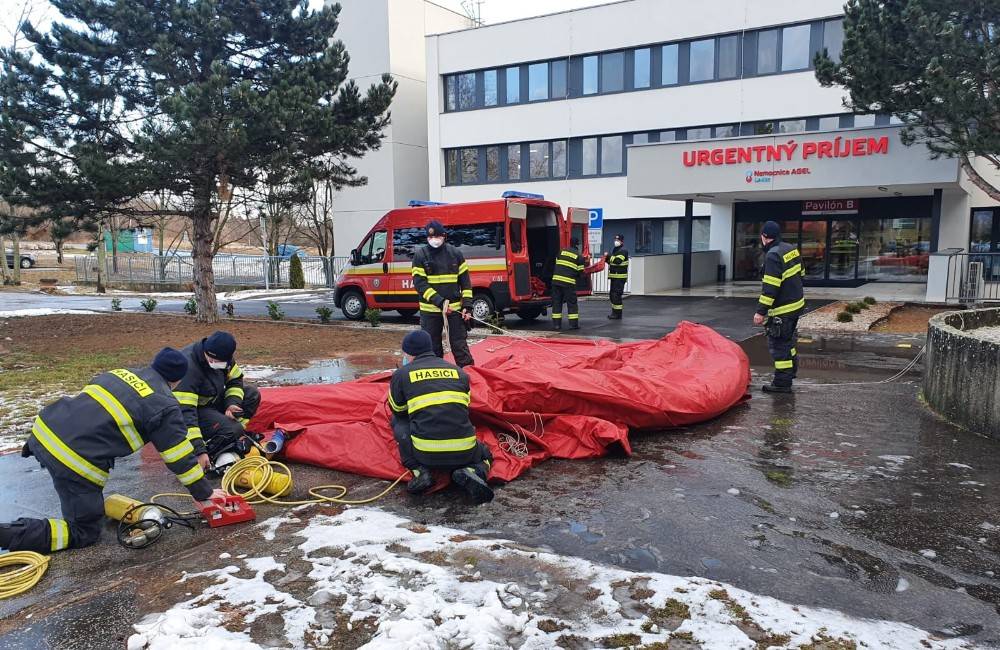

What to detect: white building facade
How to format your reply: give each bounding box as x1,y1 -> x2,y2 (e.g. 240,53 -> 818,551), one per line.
329,0 -> 471,256
425,0 -> 1000,297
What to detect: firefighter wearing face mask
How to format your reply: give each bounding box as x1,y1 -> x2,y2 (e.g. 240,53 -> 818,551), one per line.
172,331 -> 262,462
411,220 -> 475,367
605,233 -> 629,320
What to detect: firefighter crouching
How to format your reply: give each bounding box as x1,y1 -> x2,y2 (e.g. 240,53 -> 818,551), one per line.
0,348 -> 223,554
606,233 -> 629,320
389,330 -> 494,503
754,221 -> 806,393
411,220 -> 474,367
173,331 -> 261,465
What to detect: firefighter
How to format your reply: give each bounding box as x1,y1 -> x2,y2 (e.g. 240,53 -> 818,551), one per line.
551,238 -> 586,330
606,233 -> 629,319
0,348 -> 222,554
754,221 -> 806,393
388,330 -> 493,503
411,220 -> 474,367
172,331 -> 261,463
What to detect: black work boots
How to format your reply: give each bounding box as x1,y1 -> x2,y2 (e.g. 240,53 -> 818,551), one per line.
451,465 -> 494,503
762,384 -> 793,394
406,467 -> 434,494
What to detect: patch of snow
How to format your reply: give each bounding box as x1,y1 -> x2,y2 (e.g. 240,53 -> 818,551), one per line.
959,481 -> 985,487
829,512 -> 840,519
240,365 -> 284,381
878,455 -> 912,465
895,578 -> 909,593
220,289 -> 321,301
133,508 -> 974,650
947,463 -> 973,470
257,513 -> 300,541
219,553 -> 231,559
980,522 -> 998,532
726,488 -> 740,495
0,308 -> 97,317
919,549 -> 937,560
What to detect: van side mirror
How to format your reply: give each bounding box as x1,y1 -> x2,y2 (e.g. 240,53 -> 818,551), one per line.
350,249 -> 360,266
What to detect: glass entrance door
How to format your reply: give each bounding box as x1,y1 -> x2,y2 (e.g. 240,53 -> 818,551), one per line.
799,220 -> 827,280
828,220 -> 860,280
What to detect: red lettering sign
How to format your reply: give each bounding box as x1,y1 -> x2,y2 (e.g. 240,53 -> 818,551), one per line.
681,136 -> 890,167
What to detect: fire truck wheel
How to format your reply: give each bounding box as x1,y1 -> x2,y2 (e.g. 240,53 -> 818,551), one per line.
340,290 -> 366,320
515,307 -> 543,321
397,309 -> 417,320
470,293 -> 495,322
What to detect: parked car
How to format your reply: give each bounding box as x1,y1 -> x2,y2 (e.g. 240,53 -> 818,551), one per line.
5,251 -> 35,269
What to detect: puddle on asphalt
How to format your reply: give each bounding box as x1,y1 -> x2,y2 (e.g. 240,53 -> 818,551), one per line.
266,353 -> 399,385
739,333 -> 924,381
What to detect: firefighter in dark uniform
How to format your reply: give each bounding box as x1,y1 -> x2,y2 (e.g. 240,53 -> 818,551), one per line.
754,221 -> 806,393
551,238 -> 586,330
388,330 -> 493,503
606,233 -> 629,319
0,348 -> 222,554
411,220 -> 474,367
172,331 -> 261,462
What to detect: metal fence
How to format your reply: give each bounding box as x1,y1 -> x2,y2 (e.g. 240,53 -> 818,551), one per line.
588,266 -> 630,294
944,252 -> 1000,303
75,253 -> 351,289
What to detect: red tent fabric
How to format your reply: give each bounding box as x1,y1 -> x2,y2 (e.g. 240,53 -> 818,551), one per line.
248,321 -> 750,482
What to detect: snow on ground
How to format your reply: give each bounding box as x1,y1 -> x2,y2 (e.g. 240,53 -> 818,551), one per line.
0,389 -> 49,454
129,507 -> 977,650
0,308 -> 97,317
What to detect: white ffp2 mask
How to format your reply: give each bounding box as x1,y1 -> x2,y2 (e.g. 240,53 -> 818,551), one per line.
209,361 -> 228,370
428,237 -> 444,248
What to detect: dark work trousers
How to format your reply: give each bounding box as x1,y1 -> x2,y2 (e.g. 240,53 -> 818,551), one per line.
766,315 -> 799,388
392,415 -> 492,471
199,384 -> 262,458
420,311 -> 474,367
609,278 -> 626,317
550,284 -> 579,327
1,444 -> 105,553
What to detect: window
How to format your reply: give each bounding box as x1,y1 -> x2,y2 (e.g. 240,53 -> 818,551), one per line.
824,19 -> 845,63
753,122 -> 775,135
714,125 -> 737,138
360,230 -> 387,264
781,24 -> 811,71
458,72 -> 476,109
461,148 -> 479,183
632,133 -> 649,145
601,135 -> 623,174
662,220 -> 679,253
662,44 -> 679,85
446,150 -> 459,184
635,220 -> 654,254
551,59 -> 567,98
601,51 -> 625,92
507,144 -> 522,180
718,35 -> 740,79
689,38 -> 715,82
757,29 -> 778,74
660,130 -> 677,142
633,48 -> 650,88
509,220 -> 523,254
528,63 -> 548,101
552,140 -> 567,177
486,146 -> 500,181
583,55 -> 598,94
450,223 -> 505,258
445,76 -> 457,111
392,227 -> 426,260
484,70 -> 498,106
818,116 -> 841,131
854,114 -> 877,128
505,67 -> 520,104
582,137 -> 598,175
529,141 -> 550,179
693,219 -> 711,252
687,127 -> 712,140
778,119 -> 807,133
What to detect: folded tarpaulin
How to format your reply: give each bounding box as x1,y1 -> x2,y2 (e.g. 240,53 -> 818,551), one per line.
248,321 -> 750,482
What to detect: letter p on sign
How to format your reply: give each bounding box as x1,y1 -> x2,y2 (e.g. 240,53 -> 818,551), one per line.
588,208 -> 603,229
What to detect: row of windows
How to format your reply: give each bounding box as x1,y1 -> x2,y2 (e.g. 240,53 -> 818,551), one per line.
444,113 -> 902,186
443,17 -> 844,113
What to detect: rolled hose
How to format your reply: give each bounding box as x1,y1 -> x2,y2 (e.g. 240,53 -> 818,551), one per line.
0,551 -> 50,600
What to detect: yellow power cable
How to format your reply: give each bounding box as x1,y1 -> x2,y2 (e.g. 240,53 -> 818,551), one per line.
0,551 -> 50,600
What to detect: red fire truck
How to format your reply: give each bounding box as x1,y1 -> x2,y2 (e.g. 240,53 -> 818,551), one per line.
333,192 -> 597,321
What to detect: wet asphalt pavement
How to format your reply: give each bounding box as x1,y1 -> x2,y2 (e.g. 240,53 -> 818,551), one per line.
0,306 -> 998,647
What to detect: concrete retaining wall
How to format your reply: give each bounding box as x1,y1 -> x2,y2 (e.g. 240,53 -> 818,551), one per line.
924,307 -> 1000,439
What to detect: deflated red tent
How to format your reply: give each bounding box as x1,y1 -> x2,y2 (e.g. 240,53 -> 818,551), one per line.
248,321 -> 750,483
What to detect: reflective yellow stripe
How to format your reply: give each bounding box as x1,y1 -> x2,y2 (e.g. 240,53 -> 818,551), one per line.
762,275 -> 782,287
461,289 -> 473,298
612,304 -> 623,310
775,359 -> 794,369
782,264 -> 802,280
387,392 -> 406,413
82,385 -> 143,452
173,391 -> 199,407
225,387 -> 244,400
407,390 -> 471,414
552,274 -> 576,284
419,302 -> 442,313
559,252 -> 579,261
758,295 -> 775,306
568,314 -> 579,320
768,298 -> 806,316
410,435 -> 477,453
790,348 -> 797,357
458,262 -> 469,274
610,255 -> 628,264
428,274 -> 459,283
783,248 -> 800,263
160,439 -> 194,464
109,369 -> 153,397
227,364 -> 243,380
32,418 -> 109,487
422,288 -> 437,302
176,464 -> 205,486
609,273 -> 628,279
186,426 -> 203,441
49,518 -> 70,552
556,259 -> 579,270
411,266 -> 427,277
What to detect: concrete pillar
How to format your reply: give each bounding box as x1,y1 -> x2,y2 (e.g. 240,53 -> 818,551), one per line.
709,202 -> 734,280
681,199 -> 693,288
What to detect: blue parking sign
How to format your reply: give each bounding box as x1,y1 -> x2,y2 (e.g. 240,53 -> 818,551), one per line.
588,208 -> 603,229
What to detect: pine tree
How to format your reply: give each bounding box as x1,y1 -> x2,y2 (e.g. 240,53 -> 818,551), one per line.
1,0 -> 396,322
289,253 -> 305,289
816,0 -> 1000,200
